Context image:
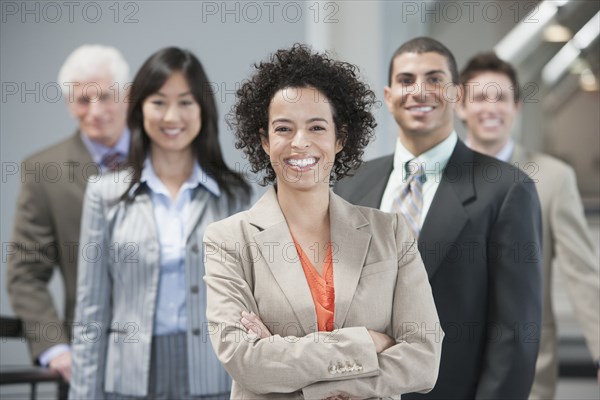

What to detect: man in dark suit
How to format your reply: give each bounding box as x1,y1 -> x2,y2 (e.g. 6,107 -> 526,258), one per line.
6,45 -> 130,382
335,37 -> 543,399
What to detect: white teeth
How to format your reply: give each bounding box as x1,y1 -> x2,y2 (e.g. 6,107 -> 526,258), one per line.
410,106 -> 433,112
163,128 -> 183,136
287,158 -> 317,167
482,119 -> 500,127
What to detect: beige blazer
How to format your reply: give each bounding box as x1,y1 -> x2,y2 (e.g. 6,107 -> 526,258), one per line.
511,145 -> 600,400
204,188 -> 443,399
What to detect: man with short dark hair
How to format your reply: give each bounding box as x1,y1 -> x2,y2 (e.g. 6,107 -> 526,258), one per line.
458,51 -> 600,398
336,37 -> 543,398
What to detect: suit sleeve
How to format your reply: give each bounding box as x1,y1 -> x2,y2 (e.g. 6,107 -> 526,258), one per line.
551,167 -> 599,360
203,226 -> 381,395
476,178 -> 543,399
6,158 -> 69,362
69,181 -> 112,400
302,214 -> 443,398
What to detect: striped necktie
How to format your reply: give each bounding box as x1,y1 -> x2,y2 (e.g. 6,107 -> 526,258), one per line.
393,161 -> 426,238
101,151 -> 125,172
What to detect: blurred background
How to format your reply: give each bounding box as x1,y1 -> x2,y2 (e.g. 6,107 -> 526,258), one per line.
1,0 -> 598,398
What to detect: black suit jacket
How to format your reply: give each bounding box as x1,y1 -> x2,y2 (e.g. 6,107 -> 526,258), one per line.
335,140 -> 543,399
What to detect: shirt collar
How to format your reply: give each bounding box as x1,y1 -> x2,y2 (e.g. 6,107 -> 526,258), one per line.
494,138 -> 515,163
140,156 -> 221,198
393,131 -> 458,180
80,129 -> 130,164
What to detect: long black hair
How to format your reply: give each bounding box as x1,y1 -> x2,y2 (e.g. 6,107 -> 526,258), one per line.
125,47 -> 250,204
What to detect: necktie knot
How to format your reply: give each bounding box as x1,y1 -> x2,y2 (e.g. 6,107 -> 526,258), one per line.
101,151 -> 125,172
404,161 -> 426,184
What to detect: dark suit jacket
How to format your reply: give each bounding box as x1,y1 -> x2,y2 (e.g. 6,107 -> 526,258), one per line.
7,133 -> 93,362
335,139 -> 543,399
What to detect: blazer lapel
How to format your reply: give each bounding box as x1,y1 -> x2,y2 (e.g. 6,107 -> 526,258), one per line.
185,188 -> 210,242
133,190 -> 158,241
329,192 -> 371,329
67,132 -> 95,191
354,156 -> 394,208
419,140 -> 475,279
249,188 -> 317,335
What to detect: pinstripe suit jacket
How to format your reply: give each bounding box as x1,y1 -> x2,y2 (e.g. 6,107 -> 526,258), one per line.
69,168 -> 247,399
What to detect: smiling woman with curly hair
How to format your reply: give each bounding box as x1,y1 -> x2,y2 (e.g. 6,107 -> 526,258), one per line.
230,44 -> 377,185
204,44 -> 443,399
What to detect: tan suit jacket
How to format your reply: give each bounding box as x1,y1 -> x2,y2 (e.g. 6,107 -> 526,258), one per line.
204,188 -> 443,399
511,145 -> 600,400
7,133 -> 93,361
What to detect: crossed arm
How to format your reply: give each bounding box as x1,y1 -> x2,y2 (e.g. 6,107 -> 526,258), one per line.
203,214 -> 443,398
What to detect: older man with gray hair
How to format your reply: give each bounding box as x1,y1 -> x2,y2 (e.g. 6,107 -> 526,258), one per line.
6,44 -> 130,382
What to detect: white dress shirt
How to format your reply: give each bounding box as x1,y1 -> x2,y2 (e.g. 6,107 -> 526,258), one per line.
380,132 -> 458,227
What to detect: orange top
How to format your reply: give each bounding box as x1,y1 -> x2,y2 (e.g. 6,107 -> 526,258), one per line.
292,238 -> 335,332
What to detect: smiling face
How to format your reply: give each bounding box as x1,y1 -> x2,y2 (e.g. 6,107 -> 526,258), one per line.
67,74 -> 128,147
457,71 -> 520,149
262,86 -> 343,193
384,52 -> 460,153
142,71 -> 201,159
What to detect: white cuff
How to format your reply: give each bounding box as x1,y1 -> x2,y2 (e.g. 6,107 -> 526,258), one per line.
38,344 -> 70,366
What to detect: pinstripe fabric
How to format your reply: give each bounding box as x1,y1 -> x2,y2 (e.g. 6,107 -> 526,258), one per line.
105,334 -> 229,400
70,169 -> 245,399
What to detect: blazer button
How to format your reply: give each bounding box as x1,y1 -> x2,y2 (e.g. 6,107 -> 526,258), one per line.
191,285 -> 199,294
192,328 -> 201,336
346,362 -> 355,372
328,363 -> 337,375
191,244 -> 199,253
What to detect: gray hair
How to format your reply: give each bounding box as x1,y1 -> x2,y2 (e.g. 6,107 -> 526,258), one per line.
57,44 -> 129,95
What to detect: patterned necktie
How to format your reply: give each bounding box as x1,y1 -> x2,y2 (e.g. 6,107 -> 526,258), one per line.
393,161 -> 426,238
101,151 -> 125,172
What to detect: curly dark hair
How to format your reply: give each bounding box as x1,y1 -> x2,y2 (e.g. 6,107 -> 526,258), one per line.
229,44 -> 377,186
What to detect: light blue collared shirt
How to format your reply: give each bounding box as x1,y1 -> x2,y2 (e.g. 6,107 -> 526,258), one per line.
494,139 -> 515,163
380,132 -> 458,227
80,129 -> 130,172
141,157 -> 220,335
464,138 -> 514,163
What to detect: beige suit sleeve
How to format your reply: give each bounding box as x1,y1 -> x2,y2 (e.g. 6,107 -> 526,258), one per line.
302,214 -> 443,399
551,167 -> 600,360
203,225 -> 381,395
6,159 -> 68,361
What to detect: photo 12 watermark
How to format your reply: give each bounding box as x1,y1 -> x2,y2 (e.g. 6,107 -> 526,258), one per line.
200,1 -> 339,24
397,1 -> 541,24
1,1 -> 140,24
